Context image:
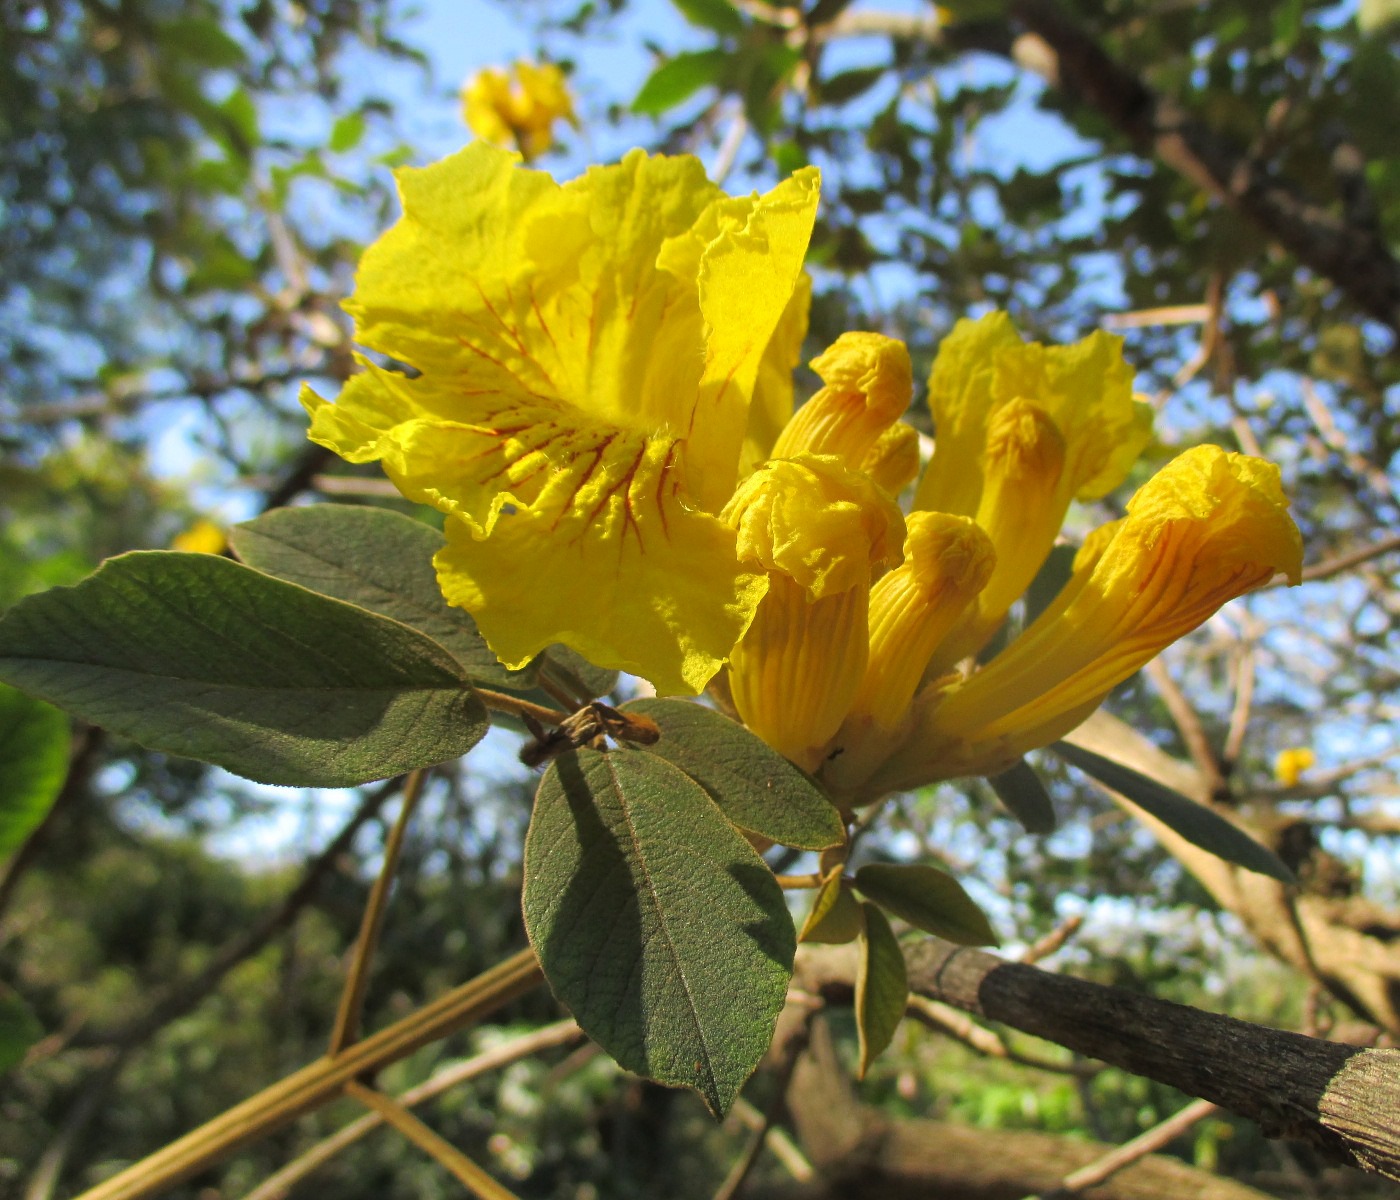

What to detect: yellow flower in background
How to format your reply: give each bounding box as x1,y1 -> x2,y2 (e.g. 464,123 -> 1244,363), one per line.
462,61 -> 578,162
304,143 -> 819,695
171,519 -> 227,556
1275,747 -> 1316,786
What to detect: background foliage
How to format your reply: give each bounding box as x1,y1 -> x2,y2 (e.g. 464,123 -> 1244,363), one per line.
2,1 -> 1399,1198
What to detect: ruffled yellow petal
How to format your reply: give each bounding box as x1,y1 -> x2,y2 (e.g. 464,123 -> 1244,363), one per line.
1274,747 -> 1315,786
872,445 -> 1302,787
723,454 -> 905,598
913,314 -> 1152,518
772,332 -> 912,466
724,452 -> 906,769
851,512 -> 995,730
912,312 -> 1021,517
306,145 -> 820,694
742,272 -> 812,475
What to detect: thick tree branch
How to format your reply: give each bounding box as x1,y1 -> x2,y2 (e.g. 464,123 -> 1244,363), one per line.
768,1011 -> 1275,1200
1004,0 -> 1400,341
794,940 -> 1400,1182
819,3 -> 1400,342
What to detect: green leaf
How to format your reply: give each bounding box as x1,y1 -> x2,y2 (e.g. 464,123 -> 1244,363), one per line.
854,863 -> 998,946
156,16 -> 247,69
0,985 -> 42,1074
817,66 -> 886,106
799,872 -> 863,944
230,505 -> 536,689
633,50 -> 728,115
537,645 -> 618,702
329,112 -> 367,153
1021,543 -> 1077,629
0,684 -> 68,858
987,759 -> 1057,833
0,553 -> 488,788
524,748 -> 794,1115
855,902 -> 907,1077
672,0 -> 745,35
1052,741 -> 1296,883
621,699 -> 843,850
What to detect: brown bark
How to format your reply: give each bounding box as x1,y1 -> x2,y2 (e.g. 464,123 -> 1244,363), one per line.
767,1013 -> 1279,1200
793,940 -> 1400,1182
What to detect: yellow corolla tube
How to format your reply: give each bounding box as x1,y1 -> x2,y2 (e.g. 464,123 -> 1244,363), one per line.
867,445 -> 1304,792
723,454 -> 904,771
915,314 -> 1154,670
823,512 -> 995,794
303,144 -> 820,695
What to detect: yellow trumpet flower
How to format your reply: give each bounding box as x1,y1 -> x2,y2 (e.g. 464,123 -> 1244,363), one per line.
307,147 -> 1303,804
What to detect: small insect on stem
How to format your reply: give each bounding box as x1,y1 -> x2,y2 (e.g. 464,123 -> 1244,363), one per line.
519,701 -> 661,768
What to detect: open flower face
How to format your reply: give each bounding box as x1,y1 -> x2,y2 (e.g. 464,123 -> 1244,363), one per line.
303,144 -> 819,695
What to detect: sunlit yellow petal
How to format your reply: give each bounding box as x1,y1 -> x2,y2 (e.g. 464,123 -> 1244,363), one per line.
912,312 -> 1021,517
461,62 -> 577,161
307,145 -> 819,693
912,314 -> 1152,518
872,445 -> 1302,787
742,272 -> 812,474
824,513 -> 994,794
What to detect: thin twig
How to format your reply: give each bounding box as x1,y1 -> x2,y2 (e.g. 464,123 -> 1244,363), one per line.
23,1048 -> 130,1200
906,996 -> 1099,1078
329,768 -> 430,1054
72,947 -> 544,1200
1019,914 -> 1083,965
712,1023 -> 807,1200
1294,532 -> 1400,584
244,1020 -> 583,1200
711,108 -> 749,187
1223,623 -> 1258,767
343,1081 -> 523,1200
473,688 -> 570,727
1025,1097 -> 1220,1199
730,1098 -> 814,1183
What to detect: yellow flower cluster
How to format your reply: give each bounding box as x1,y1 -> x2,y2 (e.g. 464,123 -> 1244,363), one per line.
462,62 -> 578,162
305,146 -> 1303,805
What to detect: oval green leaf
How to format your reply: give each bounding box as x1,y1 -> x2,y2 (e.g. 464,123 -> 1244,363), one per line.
231,504 -> 536,689
0,552 -> 487,787
987,758 -> 1057,834
799,872 -> 864,944
0,684 -> 68,858
621,699 -> 844,850
523,748 -> 795,1116
632,49 -> 728,115
855,901 -> 907,1078
1052,740 -> 1295,883
854,862 -> 998,947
